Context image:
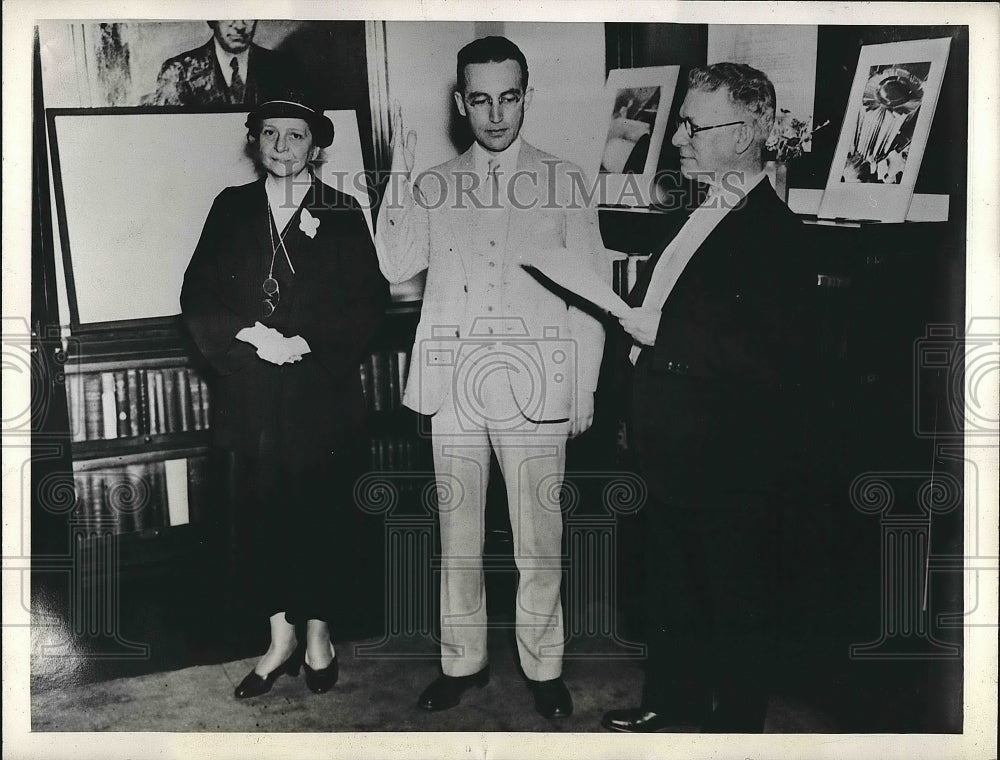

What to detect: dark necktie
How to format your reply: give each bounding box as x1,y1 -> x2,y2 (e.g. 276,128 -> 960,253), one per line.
229,57 -> 245,103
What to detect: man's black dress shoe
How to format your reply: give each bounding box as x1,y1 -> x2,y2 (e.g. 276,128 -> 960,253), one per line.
233,646 -> 303,699
417,666 -> 490,711
303,656 -> 338,694
529,677 -> 573,718
601,707 -> 697,732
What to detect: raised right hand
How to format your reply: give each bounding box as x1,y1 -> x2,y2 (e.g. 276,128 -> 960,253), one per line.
390,101 -> 417,177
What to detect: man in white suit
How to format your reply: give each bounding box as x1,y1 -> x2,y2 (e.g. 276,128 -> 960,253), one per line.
375,36 -> 606,719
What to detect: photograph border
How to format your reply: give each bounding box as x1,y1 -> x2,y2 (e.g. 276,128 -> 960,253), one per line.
595,65 -> 679,207
818,36 -> 952,222
4,3 -> 998,760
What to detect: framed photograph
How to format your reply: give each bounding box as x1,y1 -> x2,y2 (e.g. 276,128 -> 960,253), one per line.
818,37 -> 951,222
47,109 -> 374,329
594,66 -> 679,207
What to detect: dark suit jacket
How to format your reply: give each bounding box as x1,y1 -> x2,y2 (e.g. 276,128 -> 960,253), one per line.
151,40 -> 304,106
628,179 -> 816,496
180,177 -> 388,465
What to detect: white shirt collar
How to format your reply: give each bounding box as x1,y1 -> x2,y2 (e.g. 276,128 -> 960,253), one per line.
265,173 -> 312,219
702,168 -> 768,207
474,137 -> 522,179
214,40 -> 250,87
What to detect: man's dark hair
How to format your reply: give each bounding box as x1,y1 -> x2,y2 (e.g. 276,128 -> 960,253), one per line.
456,36 -> 529,93
688,62 -> 776,138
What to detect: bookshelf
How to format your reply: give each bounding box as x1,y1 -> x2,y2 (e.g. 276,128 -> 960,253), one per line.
362,305 -> 433,498
58,304 -> 432,575
61,339 -> 214,571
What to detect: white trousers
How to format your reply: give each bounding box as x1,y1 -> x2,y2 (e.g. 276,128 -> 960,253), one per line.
430,372 -> 569,681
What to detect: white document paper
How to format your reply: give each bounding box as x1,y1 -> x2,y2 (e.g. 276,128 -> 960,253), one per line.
522,249 -> 630,318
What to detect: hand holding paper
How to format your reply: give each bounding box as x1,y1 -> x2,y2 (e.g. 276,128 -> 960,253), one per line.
521,248 -> 630,318
619,307 -> 660,347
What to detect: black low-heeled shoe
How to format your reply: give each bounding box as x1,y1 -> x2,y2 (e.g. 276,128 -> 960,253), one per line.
303,649 -> 339,694
234,644 -> 304,699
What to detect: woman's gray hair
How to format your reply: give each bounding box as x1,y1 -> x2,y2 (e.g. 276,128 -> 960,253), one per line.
688,62 -> 776,142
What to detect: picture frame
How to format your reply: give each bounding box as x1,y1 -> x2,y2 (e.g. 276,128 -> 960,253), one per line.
47,108 -> 375,329
594,66 -> 679,207
817,37 -> 951,223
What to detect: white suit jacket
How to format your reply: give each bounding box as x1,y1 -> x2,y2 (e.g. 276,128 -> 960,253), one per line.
375,141 -> 607,421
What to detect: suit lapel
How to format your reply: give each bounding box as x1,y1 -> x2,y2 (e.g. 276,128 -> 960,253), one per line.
627,210 -> 690,306
244,45 -> 260,104
629,180 -> 772,307
203,42 -> 234,105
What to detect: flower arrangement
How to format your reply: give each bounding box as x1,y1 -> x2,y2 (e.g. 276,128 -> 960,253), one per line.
766,110 -> 830,162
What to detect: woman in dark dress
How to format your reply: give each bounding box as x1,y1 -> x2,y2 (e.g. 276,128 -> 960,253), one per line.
180,93 -> 387,698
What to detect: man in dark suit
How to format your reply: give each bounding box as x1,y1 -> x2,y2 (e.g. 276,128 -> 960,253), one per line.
150,20 -> 304,106
601,63 -> 815,733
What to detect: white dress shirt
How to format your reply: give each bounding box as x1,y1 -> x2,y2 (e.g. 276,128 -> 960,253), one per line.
213,40 -> 250,87
474,138 -> 522,204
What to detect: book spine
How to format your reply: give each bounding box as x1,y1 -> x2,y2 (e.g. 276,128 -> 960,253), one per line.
199,376 -> 211,429
126,369 -> 141,437
136,369 -> 149,435
73,471 -> 90,521
388,352 -> 400,411
108,467 -> 133,534
145,369 -> 158,435
100,373 -> 118,439
127,463 -> 149,532
186,455 -> 209,525
150,460 -> 169,528
164,458 -> 190,526
371,352 -> 388,412
386,436 -> 396,470
359,358 -> 372,411
177,368 -> 192,432
153,371 -> 166,434
188,369 -> 203,430
83,374 -> 103,441
114,371 -> 129,438
163,370 -> 178,433
397,350 -> 410,405
66,373 -> 85,442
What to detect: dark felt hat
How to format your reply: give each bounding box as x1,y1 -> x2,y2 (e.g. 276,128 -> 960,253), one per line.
246,93 -> 334,148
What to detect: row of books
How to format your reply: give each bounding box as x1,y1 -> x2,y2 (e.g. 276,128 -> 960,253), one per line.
369,434 -> 428,473
67,350 -> 411,445
611,255 -> 652,301
72,456 -> 208,535
66,367 -> 210,442
360,350 -> 410,413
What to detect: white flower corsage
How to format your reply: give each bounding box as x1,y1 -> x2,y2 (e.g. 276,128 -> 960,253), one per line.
299,208 -> 320,238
